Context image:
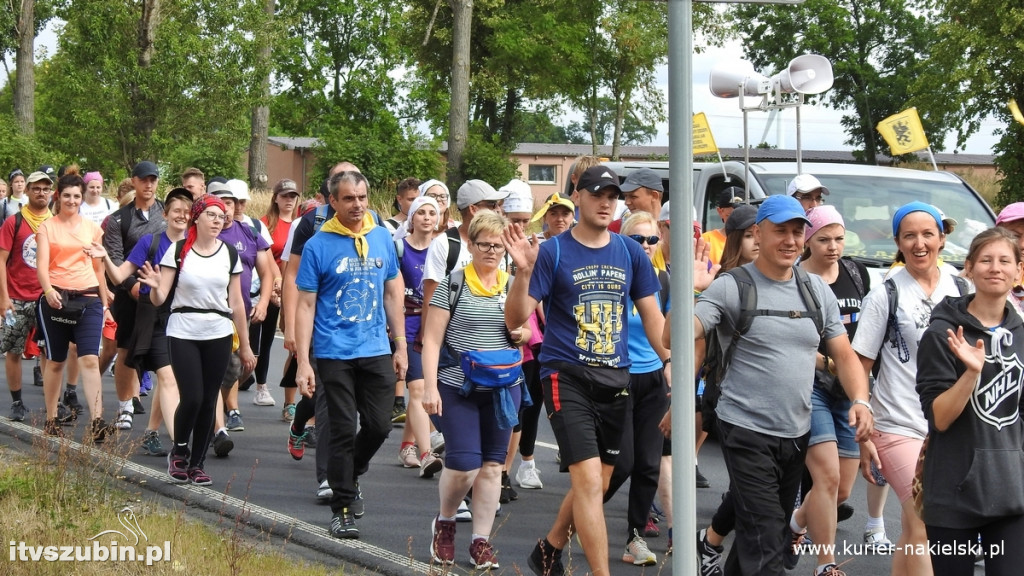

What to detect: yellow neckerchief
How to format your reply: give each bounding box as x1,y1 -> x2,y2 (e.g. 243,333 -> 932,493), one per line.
320,213 -> 376,258
464,262 -> 509,297
20,205 -> 52,232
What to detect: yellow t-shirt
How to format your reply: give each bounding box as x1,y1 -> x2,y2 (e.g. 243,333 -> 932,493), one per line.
38,217 -> 103,290
701,228 -> 727,265
652,246 -> 668,272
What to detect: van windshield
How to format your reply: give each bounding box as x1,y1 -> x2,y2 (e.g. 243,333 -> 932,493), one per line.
757,173 -> 994,267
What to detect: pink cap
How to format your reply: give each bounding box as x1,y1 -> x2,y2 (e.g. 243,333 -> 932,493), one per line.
804,205 -> 845,240
997,202 -> 1024,226
83,171 -> 103,185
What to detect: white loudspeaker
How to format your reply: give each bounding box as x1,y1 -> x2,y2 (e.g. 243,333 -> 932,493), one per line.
709,60 -> 771,98
772,54 -> 833,95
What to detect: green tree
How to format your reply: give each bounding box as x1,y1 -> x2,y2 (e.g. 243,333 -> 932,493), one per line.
731,0 -> 940,164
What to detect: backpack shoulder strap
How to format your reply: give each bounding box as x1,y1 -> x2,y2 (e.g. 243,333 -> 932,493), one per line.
840,256 -> 867,298
954,275 -> 969,296
793,265 -> 825,336
657,269 -> 670,316
147,233 -> 161,264
395,237 -> 404,264
313,205 -> 329,232
6,212 -> 23,263
884,277 -> 899,347
727,266 -> 758,336
118,205 -> 133,243
448,268 -> 466,318
444,226 -> 462,276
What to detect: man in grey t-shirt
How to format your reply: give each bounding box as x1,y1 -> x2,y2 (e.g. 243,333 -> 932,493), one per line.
693,195 -> 873,576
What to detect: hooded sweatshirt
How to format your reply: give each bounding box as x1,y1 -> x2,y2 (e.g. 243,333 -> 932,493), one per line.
916,294 -> 1024,529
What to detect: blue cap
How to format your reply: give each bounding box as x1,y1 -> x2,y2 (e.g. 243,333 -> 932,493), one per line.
756,195 -> 811,226
892,201 -> 943,237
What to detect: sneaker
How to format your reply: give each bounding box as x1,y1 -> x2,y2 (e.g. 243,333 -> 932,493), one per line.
253,384 -> 276,406
139,372 -> 153,396
696,465 -> 711,488
623,529 -> 657,566
399,445 -> 420,468
289,427 -> 308,460
420,452 -> 443,478
238,373 -> 255,392
282,403 -> 296,422
430,515 -> 456,564
863,527 -> 894,553
815,563 -> 846,576
528,539 -> 565,576
91,418 -> 114,444
115,410 -> 133,430
43,418 -> 65,438
9,400 -> 27,422
469,537 -> 499,569
56,403 -> 76,425
516,461 -> 543,489
391,402 -> 406,424
132,396 -> 145,415
33,365 -> 42,386
430,429 -> 445,455
304,425 -> 318,448
350,482 -> 365,518
697,529 -> 723,576
62,388 -> 83,415
455,499 -> 472,522
188,467 -> 212,486
212,431 -> 234,457
225,410 -> 244,431
645,515 -> 660,538
784,530 -> 806,570
329,509 -> 359,539
167,451 -> 189,483
141,430 -> 168,456
837,502 -> 854,523
499,472 -> 518,503
317,480 -> 333,501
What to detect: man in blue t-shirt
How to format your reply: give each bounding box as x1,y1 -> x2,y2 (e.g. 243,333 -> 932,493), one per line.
294,170 -> 407,540
504,165 -> 666,576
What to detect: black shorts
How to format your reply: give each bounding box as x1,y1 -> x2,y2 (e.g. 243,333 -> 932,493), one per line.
112,290 -> 137,348
543,365 -> 629,472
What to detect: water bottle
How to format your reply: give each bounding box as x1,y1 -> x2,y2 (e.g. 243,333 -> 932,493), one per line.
4,309 -> 15,327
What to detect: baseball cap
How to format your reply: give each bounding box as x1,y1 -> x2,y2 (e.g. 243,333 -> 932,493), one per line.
725,204 -> 758,234
226,179 -> 251,201
997,202 -> 1024,226
804,205 -> 845,240
531,192 -> 576,223
8,169 -> 24,181
619,168 -> 664,194
207,181 -> 232,197
756,195 -> 812,225
26,171 -> 53,185
575,166 -> 621,196
892,201 -> 944,237
164,187 -> 193,206
38,165 -> 56,178
718,187 -> 745,208
273,179 -> 298,195
132,161 -> 159,179
456,179 -> 508,210
787,173 -> 830,197
936,206 -> 958,233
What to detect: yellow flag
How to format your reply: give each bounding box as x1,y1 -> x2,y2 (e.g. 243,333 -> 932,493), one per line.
1009,99 -> 1024,126
876,108 -> 929,155
692,112 -> 719,155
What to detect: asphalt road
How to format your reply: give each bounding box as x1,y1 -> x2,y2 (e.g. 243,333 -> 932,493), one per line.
1,337 -> 982,576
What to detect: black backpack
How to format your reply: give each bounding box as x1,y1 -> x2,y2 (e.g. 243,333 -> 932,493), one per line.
700,265 -> 825,431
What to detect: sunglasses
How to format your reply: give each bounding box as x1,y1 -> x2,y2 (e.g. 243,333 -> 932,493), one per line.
628,234 -> 660,246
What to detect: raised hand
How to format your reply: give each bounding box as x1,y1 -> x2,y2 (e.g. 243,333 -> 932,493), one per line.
502,224 -> 540,272
945,326 -> 985,374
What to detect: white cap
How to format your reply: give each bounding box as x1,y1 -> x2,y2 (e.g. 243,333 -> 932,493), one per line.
787,173 -> 830,197
225,179 -> 251,201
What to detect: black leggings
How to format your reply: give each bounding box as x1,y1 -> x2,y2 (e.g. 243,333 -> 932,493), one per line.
249,302 -> 280,384
169,335 -> 232,468
926,515 -> 1024,576
517,359 -> 544,458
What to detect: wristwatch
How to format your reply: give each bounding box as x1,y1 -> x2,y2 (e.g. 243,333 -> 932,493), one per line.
852,399 -> 874,415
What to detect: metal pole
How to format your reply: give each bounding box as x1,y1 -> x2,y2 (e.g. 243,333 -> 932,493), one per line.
667,1 -> 696,575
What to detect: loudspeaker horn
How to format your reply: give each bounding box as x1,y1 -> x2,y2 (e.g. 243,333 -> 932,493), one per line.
772,54 -> 833,95
709,60 -> 771,98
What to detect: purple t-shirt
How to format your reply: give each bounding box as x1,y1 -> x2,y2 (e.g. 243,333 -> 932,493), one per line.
126,233 -> 173,295
400,238 -> 429,341
218,222 -> 270,313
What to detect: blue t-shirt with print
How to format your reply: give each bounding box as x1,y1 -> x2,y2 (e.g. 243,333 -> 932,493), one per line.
126,233 -> 173,295
625,286 -> 669,374
219,222 -> 270,314
528,231 -> 660,377
296,225 -> 399,361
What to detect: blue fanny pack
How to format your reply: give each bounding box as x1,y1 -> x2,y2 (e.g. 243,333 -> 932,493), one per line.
458,348 -> 526,430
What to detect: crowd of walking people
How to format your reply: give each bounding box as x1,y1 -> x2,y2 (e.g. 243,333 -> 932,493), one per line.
2,157 -> 1022,576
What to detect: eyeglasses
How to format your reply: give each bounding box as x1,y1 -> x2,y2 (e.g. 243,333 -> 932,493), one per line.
474,200 -> 499,210
203,211 -> 228,222
29,185 -> 52,193
629,234 -> 660,246
795,193 -> 825,205
475,241 -> 506,253
425,193 -> 448,202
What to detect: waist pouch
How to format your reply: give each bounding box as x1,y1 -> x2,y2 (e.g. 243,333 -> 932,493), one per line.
459,348 -> 525,430
49,289 -> 97,325
548,361 -> 630,403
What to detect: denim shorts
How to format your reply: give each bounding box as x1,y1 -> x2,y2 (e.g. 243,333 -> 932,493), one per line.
808,385 -> 858,458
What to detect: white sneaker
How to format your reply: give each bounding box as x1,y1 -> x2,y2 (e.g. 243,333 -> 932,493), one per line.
455,499 -> 472,522
399,445 -> 420,468
864,527 -> 894,553
316,480 -> 333,501
430,430 -> 445,454
516,461 -> 543,489
623,530 -> 657,566
253,384 -> 276,406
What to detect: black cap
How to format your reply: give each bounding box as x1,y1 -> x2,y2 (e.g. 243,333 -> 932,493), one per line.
576,166 -> 621,195
164,187 -> 194,205
38,165 -> 56,177
8,169 -> 24,181
619,168 -> 664,193
132,161 -> 159,179
718,187 -> 745,208
725,204 -> 758,234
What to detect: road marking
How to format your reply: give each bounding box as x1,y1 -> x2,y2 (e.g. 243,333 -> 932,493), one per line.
1,420 -> 434,574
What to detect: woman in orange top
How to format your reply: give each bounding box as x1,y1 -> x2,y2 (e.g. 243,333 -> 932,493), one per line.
36,173 -> 110,443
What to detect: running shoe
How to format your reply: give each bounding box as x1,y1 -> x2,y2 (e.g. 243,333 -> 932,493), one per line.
623,530 -> 657,566
430,515 -> 456,564
516,461 -> 543,489
212,431 -> 234,457
697,528 -> 723,576
399,445 -> 419,468
9,400 -> 27,422
469,537 -> 499,569
288,427 -> 308,460
329,509 -> 359,539
420,452 -> 443,479
282,403 -> 296,422
528,539 -> 564,576
225,410 -> 244,431
253,384 -> 276,406
141,430 -> 168,456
